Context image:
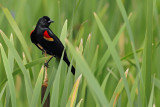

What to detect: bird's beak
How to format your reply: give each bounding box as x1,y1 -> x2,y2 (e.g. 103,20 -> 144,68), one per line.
48,20 -> 54,23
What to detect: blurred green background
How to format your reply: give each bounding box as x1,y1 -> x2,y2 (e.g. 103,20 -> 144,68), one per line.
0,0 -> 160,106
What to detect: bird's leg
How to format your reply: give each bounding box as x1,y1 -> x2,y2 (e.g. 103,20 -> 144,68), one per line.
37,43 -> 45,55
42,49 -> 45,55
44,56 -> 54,68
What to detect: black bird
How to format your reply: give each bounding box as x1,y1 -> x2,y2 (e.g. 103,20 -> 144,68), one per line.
30,16 -> 75,75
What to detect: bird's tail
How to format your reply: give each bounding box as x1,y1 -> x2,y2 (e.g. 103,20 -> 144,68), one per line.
71,66 -> 75,75
64,56 -> 75,75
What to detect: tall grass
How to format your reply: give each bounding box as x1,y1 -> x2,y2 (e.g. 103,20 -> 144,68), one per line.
0,0 -> 160,106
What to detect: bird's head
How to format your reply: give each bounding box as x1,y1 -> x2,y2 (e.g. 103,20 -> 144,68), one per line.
37,16 -> 54,28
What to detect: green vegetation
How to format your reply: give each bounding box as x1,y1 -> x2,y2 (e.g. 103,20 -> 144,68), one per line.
0,0 -> 159,106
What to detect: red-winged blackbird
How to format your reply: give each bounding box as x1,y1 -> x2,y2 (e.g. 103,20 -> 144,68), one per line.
30,16 -> 75,75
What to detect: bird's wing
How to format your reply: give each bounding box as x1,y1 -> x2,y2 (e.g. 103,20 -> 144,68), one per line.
43,28 -> 64,49
42,28 -> 70,65
43,30 -> 54,42
42,28 -> 65,57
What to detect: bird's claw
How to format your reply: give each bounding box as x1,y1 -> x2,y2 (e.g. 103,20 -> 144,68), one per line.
42,51 -> 44,55
42,50 -> 45,55
44,63 -> 49,68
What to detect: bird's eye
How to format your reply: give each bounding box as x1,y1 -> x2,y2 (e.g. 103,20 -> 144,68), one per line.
44,19 -> 47,22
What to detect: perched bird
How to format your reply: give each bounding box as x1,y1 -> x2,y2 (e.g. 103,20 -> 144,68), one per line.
30,16 -> 75,75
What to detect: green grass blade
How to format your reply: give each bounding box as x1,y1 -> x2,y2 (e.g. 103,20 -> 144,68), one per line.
0,83 -> 6,100
79,80 -> 87,107
0,56 -> 50,88
148,76 -> 155,107
50,51 -> 64,107
13,56 -> 50,75
115,3 -> 144,105
127,72 -> 140,107
76,99 -> 83,107
0,101 -> 3,107
60,68 -> 72,107
66,74 -> 82,107
30,66 -> 44,107
116,0 -> 141,72
110,69 -> 129,106
0,30 -> 33,104
95,72 -> 111,107
0,44 -> 16,107
22,52 -> 33,104
101,72 -> 111,91
83,33 -> 92,64
94,13 -> 131,105
154,0 -> 160,39
154,78 -> 160,89
4,34 -> 15,107
121,48 -> 143,60
78,38 -> 83,53
8,33 -> 14,71
66,39 -> 110,106
75,26 -> 84,46
97,20 -> 126,73
6,34 -> 14,107
141,0 -> 153,103
2,7 -> 32,62
60,19 -> 68,46
91,45 -> 99,73
6,84 -> 11,107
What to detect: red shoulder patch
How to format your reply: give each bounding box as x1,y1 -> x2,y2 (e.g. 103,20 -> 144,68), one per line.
30,30 -> 34,36
43,30 -> 54,41
43,30 -> 51,38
